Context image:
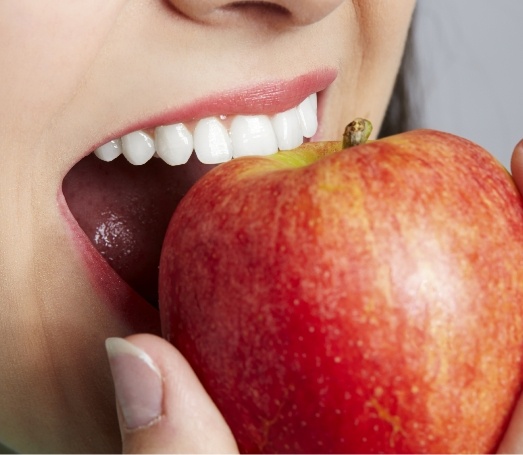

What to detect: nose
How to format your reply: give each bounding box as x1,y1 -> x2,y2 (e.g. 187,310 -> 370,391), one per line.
167,0 -> 346,26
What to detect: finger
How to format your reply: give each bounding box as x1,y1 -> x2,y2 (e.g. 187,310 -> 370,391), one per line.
510,139 -> 523,194
496,392 -> 523,453
105,334 -> 238,454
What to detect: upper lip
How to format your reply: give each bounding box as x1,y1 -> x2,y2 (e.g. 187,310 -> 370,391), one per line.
89,67 -> 337,152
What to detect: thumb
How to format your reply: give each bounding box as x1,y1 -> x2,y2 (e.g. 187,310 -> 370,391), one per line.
511,138 -> 523,194
105,334 -> 238,454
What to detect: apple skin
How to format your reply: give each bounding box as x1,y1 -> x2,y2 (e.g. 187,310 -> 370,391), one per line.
159,130 -> 523,453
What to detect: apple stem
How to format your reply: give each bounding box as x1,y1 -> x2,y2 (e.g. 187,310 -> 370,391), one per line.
342,118 -> 373,149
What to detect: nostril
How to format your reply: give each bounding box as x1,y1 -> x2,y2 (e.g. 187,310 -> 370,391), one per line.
224,1 -> 291,17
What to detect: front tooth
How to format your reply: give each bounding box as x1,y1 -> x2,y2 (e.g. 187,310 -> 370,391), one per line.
155,123 -> 193,166
194,117 -> 233,164
94,139 -> 122,162
270,108 -> 303,151
121,131 -> 155,165
296,96 -> 318,138
230,115 -> 278,158
309,92 -> 317,112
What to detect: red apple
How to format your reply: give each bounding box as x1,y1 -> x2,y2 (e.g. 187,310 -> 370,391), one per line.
159,129 -> 523,453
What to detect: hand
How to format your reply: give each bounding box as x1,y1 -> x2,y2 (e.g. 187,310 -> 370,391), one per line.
495,140 -> 523,454
511,139 -> 523,195
105,334 -> 238,454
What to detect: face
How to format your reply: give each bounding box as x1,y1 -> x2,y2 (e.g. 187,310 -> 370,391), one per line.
0,0 -> 415,452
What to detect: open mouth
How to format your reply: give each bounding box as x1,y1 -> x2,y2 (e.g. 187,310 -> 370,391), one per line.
60,69 -> 336,321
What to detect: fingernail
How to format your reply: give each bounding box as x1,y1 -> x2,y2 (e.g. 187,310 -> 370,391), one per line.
105,337 -> 163,430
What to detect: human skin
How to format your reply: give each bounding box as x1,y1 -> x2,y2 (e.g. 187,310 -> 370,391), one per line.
4,1 -> 523,454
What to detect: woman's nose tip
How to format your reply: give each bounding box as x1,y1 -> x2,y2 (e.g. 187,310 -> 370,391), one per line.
167,0 -> 346,26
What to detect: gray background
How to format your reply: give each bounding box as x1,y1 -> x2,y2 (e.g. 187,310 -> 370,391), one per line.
413,0 -> 523,170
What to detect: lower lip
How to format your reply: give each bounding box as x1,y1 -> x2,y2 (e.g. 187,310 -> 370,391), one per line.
57,191 -> 161,334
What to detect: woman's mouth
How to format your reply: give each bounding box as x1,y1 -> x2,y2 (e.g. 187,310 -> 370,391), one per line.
61,69 -> 336,320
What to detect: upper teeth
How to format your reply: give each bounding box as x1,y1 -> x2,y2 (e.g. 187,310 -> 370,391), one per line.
93,93 -> 318,166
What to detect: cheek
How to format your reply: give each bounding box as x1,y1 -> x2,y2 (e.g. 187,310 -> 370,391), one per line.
0,1 -> 126,135
363,2 -> 415,58
357,0 -> 416,72
348,1 -> 416,132
316,1 -> 415,139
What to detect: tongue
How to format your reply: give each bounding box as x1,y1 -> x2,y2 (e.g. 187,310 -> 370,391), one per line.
63,153 -> 216,305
